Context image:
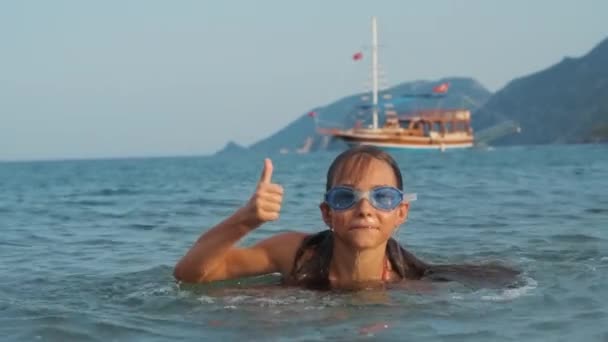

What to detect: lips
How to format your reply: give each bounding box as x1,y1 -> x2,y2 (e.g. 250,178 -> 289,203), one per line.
349,222 -> 379,230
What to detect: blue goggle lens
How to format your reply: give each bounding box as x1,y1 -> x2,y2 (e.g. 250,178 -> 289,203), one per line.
324,186 -> 408,211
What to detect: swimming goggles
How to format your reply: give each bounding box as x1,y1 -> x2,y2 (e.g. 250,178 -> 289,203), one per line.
324,186 -> 417,211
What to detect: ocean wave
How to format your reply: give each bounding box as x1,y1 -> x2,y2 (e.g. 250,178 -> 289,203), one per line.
26,325 -> 104,342
481,277 -> 537,302
70,238 -> 128,247
584,207 -> 608,214
550,233 -> 603,242
183,197 -> 242,208
88,188 -> 140,197
62,199 -> 117,207
0,239 -> 30,248
127,223 -> 157,231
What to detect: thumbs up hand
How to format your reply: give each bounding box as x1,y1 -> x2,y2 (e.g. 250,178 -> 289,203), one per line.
242,158 -> 284,228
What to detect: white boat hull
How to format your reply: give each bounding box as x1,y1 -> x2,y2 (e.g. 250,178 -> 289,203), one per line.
346,140 -> 474,150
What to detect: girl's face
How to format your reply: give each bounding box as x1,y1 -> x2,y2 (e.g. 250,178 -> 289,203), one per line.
320,158 -> 409,250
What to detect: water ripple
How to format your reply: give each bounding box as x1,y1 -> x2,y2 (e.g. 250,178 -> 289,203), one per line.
183,197 -> 242,208
549,233 -> 603,242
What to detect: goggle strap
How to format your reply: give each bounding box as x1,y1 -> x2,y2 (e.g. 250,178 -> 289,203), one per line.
403,193 -> 417,202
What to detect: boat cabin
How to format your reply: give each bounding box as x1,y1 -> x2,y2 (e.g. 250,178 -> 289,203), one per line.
383,109 -> 473,137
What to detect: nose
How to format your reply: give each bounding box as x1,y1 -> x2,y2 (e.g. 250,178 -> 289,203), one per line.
354,196 -> 374,217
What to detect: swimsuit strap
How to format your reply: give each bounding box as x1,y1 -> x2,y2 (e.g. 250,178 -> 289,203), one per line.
381,256 -> 390,281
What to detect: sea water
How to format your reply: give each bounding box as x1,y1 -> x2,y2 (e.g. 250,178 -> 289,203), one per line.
1,144 -> 607,341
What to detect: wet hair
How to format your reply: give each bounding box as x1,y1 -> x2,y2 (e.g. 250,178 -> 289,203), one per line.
289,146 -> 520,290
325,145 -> 404,191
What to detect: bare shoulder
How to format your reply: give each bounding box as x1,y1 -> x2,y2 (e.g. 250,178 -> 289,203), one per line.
253,231 -> 309,275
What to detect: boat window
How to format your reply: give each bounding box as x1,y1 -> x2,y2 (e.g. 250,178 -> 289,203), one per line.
422,122 -> 430,136
445,122 -> 453,133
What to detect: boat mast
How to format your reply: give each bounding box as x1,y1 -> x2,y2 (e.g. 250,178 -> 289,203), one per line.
371,16 -> 379,130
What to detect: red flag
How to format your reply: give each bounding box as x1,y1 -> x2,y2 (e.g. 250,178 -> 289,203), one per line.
352,52 -> 363,61
433,82 -> 449,94
307,111 -> 316,118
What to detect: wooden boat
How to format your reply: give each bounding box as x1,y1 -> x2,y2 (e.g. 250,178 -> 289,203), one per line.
318,16 -> 474,150
319,109 -> 474,150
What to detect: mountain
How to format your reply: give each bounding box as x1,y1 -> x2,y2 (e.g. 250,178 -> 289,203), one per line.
248,77 -> 492,154
473,37 -> 608,144
213,141 -> 248,157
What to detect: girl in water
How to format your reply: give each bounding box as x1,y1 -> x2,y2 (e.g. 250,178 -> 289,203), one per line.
174,146 -> 518,290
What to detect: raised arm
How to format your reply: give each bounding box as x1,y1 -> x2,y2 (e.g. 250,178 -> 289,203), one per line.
173,158 -> 306,283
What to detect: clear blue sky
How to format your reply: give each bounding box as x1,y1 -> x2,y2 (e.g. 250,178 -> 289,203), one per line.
1,0 -> 606,160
